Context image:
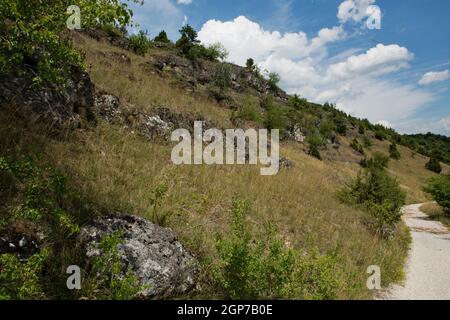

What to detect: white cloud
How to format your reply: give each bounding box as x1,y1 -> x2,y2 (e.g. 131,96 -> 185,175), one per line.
376,120 -> 393,128
177,0 -> 192,4
338,0 -> 378,24
195,3 -> 438,134
418,70 -> 449,86
327,44 -> 413,80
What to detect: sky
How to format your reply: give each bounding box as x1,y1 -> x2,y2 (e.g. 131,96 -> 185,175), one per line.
128,0 -> 450,136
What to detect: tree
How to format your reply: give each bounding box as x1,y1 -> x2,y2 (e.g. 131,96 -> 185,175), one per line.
0,0 -> 139,85
176,24 -> 200,57
154,30 -> 170,43
426,157 -> 442,174
423,174 -> 450,213
389,143 -> 401,160
267,72 -> 281,91
246,58 -> 255,71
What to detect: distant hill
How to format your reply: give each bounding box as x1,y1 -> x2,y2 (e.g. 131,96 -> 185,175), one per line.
401,133 -> 450,165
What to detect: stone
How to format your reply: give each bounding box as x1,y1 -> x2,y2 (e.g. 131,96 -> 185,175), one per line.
77,214 -> 198,298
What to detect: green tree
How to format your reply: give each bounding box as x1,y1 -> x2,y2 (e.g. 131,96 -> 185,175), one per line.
154,30 -> 170,43
389,143 -> 401,160
0,0 -> 139,85
423,174 -> 450,213
176,24 -> 200,57
426,157 -> 442,173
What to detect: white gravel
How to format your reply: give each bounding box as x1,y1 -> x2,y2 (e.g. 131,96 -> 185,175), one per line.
384,203 -> 450,300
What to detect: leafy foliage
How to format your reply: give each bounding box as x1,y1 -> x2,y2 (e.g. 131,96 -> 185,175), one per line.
339,158 -> 406,236
402,133 -> 450,165
129,30 -> 152,55
86,231 -> 144,300
154,30 -> 170,43
213,199 -> 340,300
423,174 -> 450,213
0,0 -> 139,85
389,143 -> 401,160
425,157 -> 442,174
0,249 -> 49,300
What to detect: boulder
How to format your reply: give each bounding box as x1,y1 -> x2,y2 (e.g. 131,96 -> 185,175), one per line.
78,214 -> 198,298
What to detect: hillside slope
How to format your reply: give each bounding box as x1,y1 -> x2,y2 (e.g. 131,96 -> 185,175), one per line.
1,29 -> 448,300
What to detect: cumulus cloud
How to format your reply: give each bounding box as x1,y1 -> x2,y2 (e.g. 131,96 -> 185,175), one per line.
177,0 -> 192,4
197,15 -> 431,125
418,70 -> 449,86
338,0 -> 380,26
326,44 -> 413,80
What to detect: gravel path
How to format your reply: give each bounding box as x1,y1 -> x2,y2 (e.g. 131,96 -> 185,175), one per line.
384,203 -> 450,300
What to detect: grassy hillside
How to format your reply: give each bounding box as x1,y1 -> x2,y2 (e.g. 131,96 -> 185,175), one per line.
1,28 -> 448,299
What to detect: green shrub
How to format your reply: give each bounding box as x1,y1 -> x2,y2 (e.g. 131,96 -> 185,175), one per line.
350,138 -> 365,155
153,30 -> 170,43
425,157 -> 442,173
213,199 -> 339,300
423,174 -> 450,213
232,98 -> 263,124
360,152 -> 390,170
202,43 -> 229,62
267,72 -> 281,92
339,165 -> 406,235
213,63 -> 233,92
363,136 -> 373,148
129,30 -> 152,55
306,134 -> 323,160
0,249 -> 49,300
389,143 -> 401,160
335,119 -> 347,136
85,231 -> 144,300
264,105 -> 289,136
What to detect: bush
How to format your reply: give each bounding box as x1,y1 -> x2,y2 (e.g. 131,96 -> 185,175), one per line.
154,30 -> 170,43
267,72 -> 281,92
213,63 -> 233,92
213,199 -> 339,300
129,30 -> 152,55
307,134 -> 323,160
363,136 -> 373,148
264,105 -> 289,137
232,98 -> 262,124
84,231 -> 144,300
0,249 -> 49,300
202,43 -> 229,62
423,174 -> 450,213
389,143 -> 401,160
335,119 -> 347,136
360,152 -> 390,170
350,138 -> 365,155
339,165 -> 406,235
425,157 -> 442,173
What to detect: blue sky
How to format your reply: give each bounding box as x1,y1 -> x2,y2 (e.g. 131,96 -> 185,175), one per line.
128,0 -> 450,135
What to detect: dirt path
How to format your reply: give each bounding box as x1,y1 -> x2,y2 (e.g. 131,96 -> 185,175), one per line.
384,203 -> 450,300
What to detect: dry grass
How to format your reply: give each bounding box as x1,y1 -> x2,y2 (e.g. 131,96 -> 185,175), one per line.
5,34 -> 439,299
420,203 -> 450,227
367,140 -> 449,204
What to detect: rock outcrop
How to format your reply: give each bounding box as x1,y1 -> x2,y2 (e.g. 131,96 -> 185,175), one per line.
78,214 -> 198,298
0,65 -> 96,129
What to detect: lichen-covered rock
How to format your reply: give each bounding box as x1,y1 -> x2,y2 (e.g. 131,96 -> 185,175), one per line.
94,93 -> 123,124
78,214 -> 198,298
